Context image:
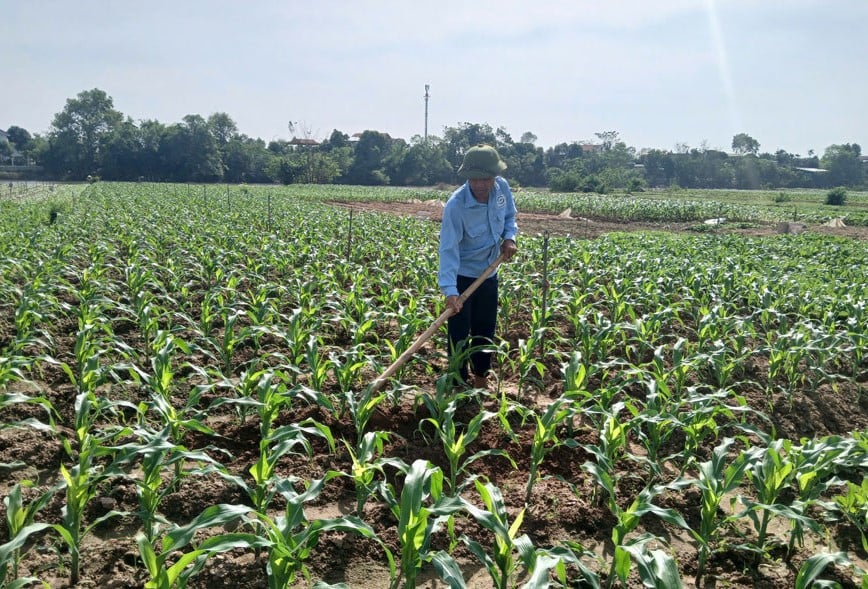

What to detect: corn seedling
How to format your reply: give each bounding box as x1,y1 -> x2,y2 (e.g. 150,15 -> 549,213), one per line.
111,425 -> 228,542
420,400 -> 513,494
1,480 -> 60,586
607,484 -> 690,588
136,503 -> 256,589
380,459 -> 463,589
460,479 -> 543,589
688,437 -> 749,586
834,478 -> 868,553
525,395 -> 578,504
736,439 -> 821,565
339,431 -> 408,516
236,475 -> 395,589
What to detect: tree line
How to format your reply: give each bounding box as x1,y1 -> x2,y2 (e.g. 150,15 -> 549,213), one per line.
2,88 -> 865,190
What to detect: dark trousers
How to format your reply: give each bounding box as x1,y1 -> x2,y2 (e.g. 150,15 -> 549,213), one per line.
447,274 -> 498,382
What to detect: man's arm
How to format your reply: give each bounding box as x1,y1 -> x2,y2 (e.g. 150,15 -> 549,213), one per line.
438,202 -> 462,298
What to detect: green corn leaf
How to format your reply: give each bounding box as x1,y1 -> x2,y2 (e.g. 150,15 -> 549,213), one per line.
794,552 -> 850,589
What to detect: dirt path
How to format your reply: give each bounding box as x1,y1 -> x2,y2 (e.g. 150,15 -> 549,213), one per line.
332,199 -> 868,241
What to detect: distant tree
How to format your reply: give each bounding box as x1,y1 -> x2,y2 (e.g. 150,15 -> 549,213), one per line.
640,149 -> 675,188
100,118 -> 145,180
507,142 -> 546,187
731,133 -> 760,155
520,131 -> 538,145
774,149 -> 794,167
544,142 -> 585,172
547,169 -> 582,192
443,123 -> 498,171
821,143 -> 863,187
138,120 -> 167,180
391,138 -> 452,185
46,88 -> 123,178
0,140 -> 13,163
321,129 -> 350,151
345,130 -> 394,185
207,112 -> 239,146
6,126 -> 32,150
267,139 -> 291,155
159,115 -> 223,182
594,131 -> 620,151
223,137 -> 274,183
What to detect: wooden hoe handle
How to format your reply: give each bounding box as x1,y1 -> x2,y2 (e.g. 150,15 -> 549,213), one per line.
369,253 -> 506,392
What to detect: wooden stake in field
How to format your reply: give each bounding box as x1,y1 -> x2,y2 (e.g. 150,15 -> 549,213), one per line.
370,253 -> 507,392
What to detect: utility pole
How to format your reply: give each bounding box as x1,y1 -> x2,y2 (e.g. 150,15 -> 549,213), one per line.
424,84 -> 430,143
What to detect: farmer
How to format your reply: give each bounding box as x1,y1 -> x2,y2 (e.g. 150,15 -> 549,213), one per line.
438,144 -> 518,389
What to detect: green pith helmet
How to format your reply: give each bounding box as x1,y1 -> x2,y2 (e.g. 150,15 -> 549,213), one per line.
457,144 -> 507,179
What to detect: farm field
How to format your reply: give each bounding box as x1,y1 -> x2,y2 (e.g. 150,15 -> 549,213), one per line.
1,182 -> 866,588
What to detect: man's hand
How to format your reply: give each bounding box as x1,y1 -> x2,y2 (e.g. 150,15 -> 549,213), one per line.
446,295 -> 462,314
501,239 -> 517,261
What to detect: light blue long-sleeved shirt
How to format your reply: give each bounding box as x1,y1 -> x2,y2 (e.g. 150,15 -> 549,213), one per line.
438,177 -> 518,297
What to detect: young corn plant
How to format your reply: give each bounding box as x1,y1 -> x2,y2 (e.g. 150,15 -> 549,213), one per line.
794,552 -> 861,589
204,305 -> 255,377
329,344 -> 369,394
136,503 -> 256,589
834,478 -> 868,553
339,431 -> 408,516
674,387 -> 743,474
126,351 -> 218,485
688,437 -> 749,586
245,417 -> 335,514
379,459 -> 464,589
460,479 -> 552,589
582,402 -> 632,485
242,475 -> 395,588
341,385 -> 388,444
736,439 -> 820,565
786,435 -> 855,557
420,372 -> 477,421
515,329 -> 548,396
607,484 -> 689,588
59,296 -> 115,396
303,334 -> 332,392
618,535 -> 684,589
0,522 -> 55,589
53,392 -> 129,586
420,399 -> 514,495
1,480 -> 60,587
525,395 -> 579,504
110,425 -> 228,543
625,378 -> 682,481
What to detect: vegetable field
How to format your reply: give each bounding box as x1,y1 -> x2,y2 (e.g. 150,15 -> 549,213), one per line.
1,183 -> 866,588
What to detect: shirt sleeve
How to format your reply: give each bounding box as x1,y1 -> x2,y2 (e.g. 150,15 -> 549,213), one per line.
499,178 -> 518,242
438,198 -> 462,297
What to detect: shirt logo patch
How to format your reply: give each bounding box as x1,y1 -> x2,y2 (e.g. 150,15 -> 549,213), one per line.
497,194 -> 506,208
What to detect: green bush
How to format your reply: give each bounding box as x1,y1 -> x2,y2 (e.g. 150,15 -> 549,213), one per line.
826,186 -> 847,206
548,171 -> 581,192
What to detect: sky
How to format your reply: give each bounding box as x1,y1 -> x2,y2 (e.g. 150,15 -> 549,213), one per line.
2,0 -> 866,156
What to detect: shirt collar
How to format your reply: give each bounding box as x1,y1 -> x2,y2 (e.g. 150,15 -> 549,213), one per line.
462,181 -> 492,207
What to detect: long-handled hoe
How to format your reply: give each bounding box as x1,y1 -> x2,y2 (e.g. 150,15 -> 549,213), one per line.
369,253 -> 506,393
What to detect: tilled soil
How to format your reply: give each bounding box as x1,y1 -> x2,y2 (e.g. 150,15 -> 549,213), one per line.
1,199 -> 865,588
